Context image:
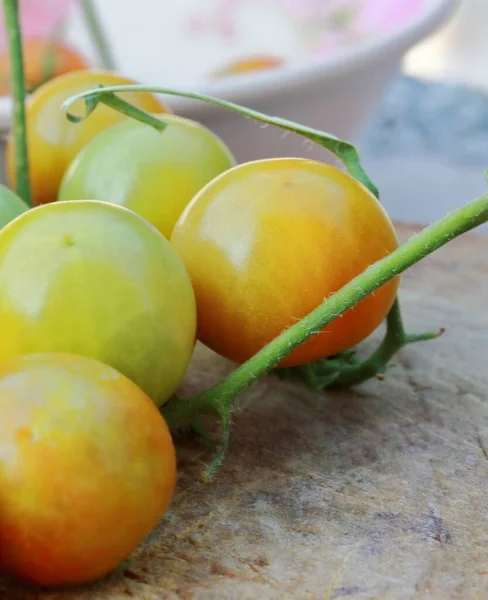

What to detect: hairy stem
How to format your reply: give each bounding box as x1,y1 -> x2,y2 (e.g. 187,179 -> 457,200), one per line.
162,194 -> 488,429
60,83 -> 488,477
331,298 -> 443,387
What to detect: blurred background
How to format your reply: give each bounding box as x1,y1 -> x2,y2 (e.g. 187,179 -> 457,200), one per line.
1,0 -> 487,228
406,0 -> 488,90
369,0 -> 488,228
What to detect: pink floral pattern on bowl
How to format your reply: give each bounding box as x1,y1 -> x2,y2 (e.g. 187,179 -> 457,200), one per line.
189,0 -> 426,57
0,0 -> 79,44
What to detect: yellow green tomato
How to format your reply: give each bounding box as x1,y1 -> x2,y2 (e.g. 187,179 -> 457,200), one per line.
0,200 -> 196,405
0,353 -> 176,587
58,114 -> 236,238
0,185 -> 29,228
6,70 -> 167,206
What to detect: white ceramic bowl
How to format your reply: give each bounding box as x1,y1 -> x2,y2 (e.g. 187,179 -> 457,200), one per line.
175,0 -> 458,162
0,0 -> 457,164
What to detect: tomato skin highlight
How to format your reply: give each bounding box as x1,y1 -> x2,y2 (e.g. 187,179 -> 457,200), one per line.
58,114 -> 236,238
5,69 -> 167,206
0,200 -> 196,405
171,158 -> 400,367
0,353 -> 176,588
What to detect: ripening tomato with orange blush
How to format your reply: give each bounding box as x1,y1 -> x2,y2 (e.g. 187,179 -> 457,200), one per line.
0,353 -> 176,587
171,158 -> 400,366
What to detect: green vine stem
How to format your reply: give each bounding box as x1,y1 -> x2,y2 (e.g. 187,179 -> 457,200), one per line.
3,0 -> 31,206
332,299 -> 444,387
62,85 -> 488,478
37,24 -> 67,91
158,193 -> 488,420
62,85 -> 379,197
80,0 -> 116,71
282,298 -> 444,391
63,86 -> 438,378
162,194 -> 488,478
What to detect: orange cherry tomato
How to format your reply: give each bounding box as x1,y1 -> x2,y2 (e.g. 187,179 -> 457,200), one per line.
0,353 -> 176,587
171,158 -> 399,367
5,69 -> 167,206
0,39 -> 89,95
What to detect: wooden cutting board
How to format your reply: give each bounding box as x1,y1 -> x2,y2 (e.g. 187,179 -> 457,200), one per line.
1,224 -> 488,600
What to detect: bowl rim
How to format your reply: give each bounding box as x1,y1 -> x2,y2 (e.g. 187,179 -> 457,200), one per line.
170,0 -> 459,111
0,0 -> 459,127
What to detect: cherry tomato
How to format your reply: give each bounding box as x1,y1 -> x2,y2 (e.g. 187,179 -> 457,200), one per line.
0,39 -> 88,95
0,352 -> 176,587
58,114 -> 236,238
171,158 -> 399,367
5,70 -> 167,206
0,185 -> 28,228
0,200 -> 196,404
214,55 -> 284,77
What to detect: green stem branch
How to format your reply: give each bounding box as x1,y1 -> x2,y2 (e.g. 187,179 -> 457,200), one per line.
3,0 -> 31,206
331,298 -> 443,387
62,84 -> 426,389
60,83 -> 488,477
80,0 -> 116,71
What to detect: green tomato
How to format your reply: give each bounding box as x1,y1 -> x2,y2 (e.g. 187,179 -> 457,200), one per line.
0,185 -> 29,228
58,114 -> 236,238
0,200 -> 196,405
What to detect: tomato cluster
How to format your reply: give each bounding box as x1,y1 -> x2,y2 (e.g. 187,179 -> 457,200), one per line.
1,68 -> 399,587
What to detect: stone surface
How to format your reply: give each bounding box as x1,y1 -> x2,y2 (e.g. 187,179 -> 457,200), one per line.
358,75 -> 488,232
363,75 -> 488,166
1,224 -> 487,599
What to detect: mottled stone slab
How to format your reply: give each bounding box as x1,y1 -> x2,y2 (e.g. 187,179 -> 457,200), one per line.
363,75 -> 488,166
1,224 -> 487,600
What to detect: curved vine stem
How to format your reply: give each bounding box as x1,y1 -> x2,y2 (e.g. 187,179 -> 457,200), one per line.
62,85 -> 378,197
62,84 -> 439,378
2,0 -> 31,206
61,85 -> 488,478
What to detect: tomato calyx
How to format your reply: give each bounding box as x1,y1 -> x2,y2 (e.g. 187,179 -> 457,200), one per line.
277,299 -> 445,391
